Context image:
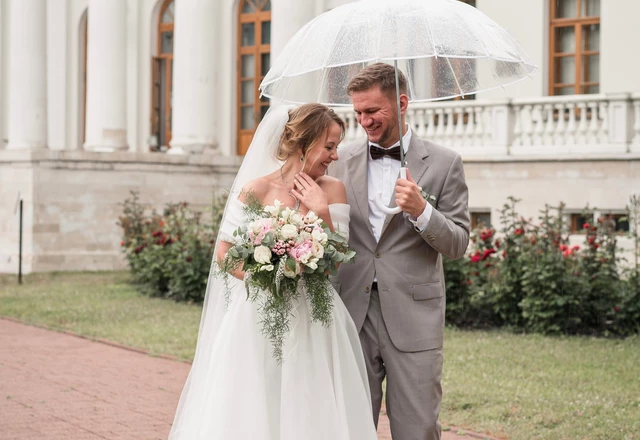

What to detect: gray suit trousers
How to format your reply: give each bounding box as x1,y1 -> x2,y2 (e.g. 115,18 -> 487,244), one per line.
362,285 -> 443,440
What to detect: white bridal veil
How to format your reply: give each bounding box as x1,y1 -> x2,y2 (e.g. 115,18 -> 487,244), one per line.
169,104 -> 293,433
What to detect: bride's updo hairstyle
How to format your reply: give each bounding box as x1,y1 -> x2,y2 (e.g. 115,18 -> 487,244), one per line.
277,103 -> 345,162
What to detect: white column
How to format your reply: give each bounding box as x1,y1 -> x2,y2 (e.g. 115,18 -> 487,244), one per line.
84,0 -> 128,152
6,0 -> 47,150
271,0 -> 315,62
47,0 -> 68,150
170,0 -> 217,154
0,0 -> 4,149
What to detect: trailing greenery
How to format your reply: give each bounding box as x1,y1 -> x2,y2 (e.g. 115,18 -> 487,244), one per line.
215,195 -> 355,362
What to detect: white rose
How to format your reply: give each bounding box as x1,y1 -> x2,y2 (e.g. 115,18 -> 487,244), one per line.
259,264 -> 274,272
253,245 -> 272,264
283,260 -> 300,278
281,224 -> 298,240
306,259 -> 318,270
312,240 -> 324,258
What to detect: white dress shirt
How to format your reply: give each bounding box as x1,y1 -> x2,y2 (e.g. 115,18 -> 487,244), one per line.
367,126 -> 432,243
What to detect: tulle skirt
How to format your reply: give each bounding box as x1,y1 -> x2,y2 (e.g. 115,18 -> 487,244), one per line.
168,281 -> 378,440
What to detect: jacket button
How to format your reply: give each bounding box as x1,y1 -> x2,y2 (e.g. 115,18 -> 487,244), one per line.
365,286 -> 371,293
375,252 -> 381,258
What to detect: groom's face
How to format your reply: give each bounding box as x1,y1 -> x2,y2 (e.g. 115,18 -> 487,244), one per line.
351,86 -> 400,149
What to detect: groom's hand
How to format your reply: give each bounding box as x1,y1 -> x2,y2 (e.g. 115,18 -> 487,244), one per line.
395,169 -> 427,218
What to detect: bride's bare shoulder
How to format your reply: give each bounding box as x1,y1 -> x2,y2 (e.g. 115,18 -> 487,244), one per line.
238,177 -> 271,203
316,175 -> 347,204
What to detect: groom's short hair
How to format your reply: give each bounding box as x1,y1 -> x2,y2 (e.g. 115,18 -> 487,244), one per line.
347,62 -> 408,98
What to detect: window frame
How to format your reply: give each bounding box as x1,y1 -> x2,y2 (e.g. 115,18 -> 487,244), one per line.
151,0 -> 175,151
549,0 -> 600,96
237,0 -> 271,155
471,211 -> 492,229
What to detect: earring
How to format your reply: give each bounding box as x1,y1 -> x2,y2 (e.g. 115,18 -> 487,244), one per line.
299,155 -> 304,162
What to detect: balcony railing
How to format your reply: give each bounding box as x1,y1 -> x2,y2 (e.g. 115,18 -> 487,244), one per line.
333,92 -> 640,157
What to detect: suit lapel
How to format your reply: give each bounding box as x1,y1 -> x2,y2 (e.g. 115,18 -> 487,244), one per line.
379,136 -> 431,238
346,141 -> 375,237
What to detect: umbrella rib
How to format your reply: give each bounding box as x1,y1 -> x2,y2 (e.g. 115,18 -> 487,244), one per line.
445,56 -> 464,96
421,3 -> 440,58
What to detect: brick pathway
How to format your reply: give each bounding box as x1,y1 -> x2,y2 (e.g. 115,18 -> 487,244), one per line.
0,318 -> 491,440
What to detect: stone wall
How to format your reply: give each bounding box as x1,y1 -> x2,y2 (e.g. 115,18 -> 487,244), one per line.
464,156 -> 640,220
1,150 -> 638,274
0,150 -> 241,274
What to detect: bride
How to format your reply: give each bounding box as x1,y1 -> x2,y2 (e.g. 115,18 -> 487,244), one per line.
168,103 -> 378,440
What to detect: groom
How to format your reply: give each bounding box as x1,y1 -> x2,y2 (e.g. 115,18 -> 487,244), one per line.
330,63 -> 470,439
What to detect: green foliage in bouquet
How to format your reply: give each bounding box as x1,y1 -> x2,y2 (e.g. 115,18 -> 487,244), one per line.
217,194 -> 355,362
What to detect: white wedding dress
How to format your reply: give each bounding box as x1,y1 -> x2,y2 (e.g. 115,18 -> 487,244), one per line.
168,199 -> 378,440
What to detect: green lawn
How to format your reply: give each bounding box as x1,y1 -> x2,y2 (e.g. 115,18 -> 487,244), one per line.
1,271 -> 638,440
0,271 -> 200,360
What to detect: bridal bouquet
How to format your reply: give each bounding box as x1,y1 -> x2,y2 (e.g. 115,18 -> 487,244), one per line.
218,198 -> 355,362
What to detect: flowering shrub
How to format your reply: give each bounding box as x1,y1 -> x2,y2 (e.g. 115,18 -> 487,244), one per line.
117,191 -> 639,337
117,191 -> 227,302
444,196 -> 640,337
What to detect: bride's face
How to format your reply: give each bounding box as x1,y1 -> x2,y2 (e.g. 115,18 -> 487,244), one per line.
302,122 -> 342,179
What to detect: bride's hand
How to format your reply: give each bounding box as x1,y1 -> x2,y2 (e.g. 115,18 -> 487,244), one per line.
290,173 -> 328,214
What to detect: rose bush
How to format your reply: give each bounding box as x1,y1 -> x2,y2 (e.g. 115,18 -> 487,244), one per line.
445,196 -> 640,337
118,191 -> 226,302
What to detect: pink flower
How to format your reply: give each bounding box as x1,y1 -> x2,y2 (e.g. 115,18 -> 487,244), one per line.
250,218 -> 275,245
289,240 -> 313,263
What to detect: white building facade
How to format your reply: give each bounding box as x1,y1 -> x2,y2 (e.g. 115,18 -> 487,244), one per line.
0,0 -> 639,273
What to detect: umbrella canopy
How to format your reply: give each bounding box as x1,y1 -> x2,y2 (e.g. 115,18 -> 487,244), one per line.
260,0 -> 537,105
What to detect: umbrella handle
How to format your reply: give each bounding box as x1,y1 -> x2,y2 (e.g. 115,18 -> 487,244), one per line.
375,167 -> 406,215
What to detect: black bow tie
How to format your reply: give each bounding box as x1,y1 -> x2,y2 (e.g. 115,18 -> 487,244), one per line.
370,144 -> 402,161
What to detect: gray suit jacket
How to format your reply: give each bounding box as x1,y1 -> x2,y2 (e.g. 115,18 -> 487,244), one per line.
330,135 -> 470,352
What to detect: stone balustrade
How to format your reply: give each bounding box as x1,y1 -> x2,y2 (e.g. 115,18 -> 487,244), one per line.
333,93 -> 640,157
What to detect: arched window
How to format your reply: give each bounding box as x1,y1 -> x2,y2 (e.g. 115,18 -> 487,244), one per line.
151,0 -> 175,151
237,0 -> 271,155
550,0 -> 600,95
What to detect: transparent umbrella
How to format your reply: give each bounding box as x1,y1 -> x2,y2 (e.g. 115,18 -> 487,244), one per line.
260,0 -> 537,213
